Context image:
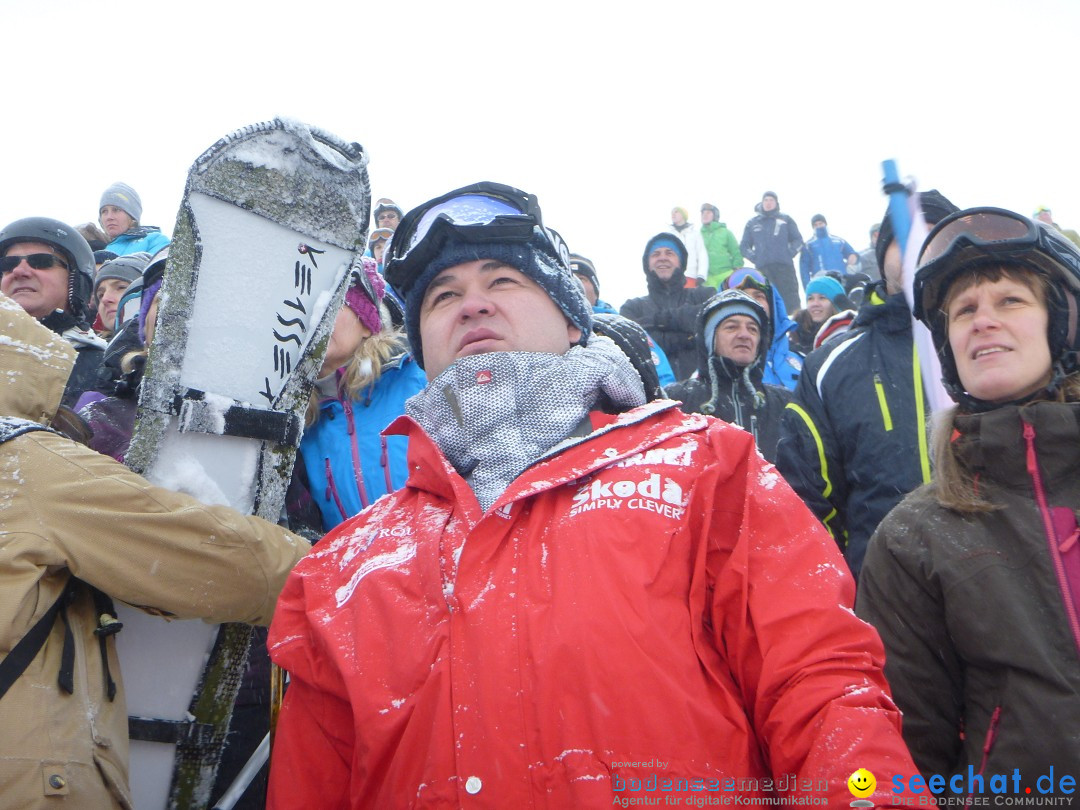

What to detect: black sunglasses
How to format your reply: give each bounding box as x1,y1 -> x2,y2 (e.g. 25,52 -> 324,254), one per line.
0,253 -> 69,274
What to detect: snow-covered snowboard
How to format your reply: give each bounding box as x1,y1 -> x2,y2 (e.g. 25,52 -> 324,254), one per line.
119,118 -> 370,810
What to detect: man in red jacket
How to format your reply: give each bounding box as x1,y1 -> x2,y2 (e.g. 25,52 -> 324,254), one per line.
267,182 -> 922,808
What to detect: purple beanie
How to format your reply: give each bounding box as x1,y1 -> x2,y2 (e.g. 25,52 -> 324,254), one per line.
344,256 -> 386,334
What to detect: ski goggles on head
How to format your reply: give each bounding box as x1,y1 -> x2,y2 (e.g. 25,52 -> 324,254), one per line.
725,267 -> 769,292
917,208 -> 1035,268
0,252 -> 69,273
368,227 -> 393,245
913,207 -> 1080,321
384,181 -> 562,299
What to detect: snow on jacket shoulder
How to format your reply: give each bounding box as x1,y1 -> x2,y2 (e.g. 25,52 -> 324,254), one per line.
0,293 -> 308,809
268,401 -> 920,809
668,369 -> 793,464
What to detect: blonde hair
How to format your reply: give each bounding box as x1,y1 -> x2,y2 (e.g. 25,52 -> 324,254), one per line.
121,347 -> 147,375
304,326 -> 408,427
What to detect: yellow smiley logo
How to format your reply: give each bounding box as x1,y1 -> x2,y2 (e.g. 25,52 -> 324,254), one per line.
848,768 -> 876,798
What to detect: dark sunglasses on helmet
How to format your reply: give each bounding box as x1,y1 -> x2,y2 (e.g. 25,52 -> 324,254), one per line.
384,182 -> 565,300
0,252 -> 69,273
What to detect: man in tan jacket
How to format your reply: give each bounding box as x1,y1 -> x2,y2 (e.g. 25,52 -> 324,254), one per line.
0,292 -> 308,809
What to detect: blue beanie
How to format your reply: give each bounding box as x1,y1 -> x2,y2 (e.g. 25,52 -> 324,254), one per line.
648,236 -> 682,257
805,276 -> 846,307
403,233 -> 593,369
703,301 -> 764,360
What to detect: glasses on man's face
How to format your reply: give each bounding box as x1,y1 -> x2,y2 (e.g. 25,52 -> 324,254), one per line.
0,253 -> 69,274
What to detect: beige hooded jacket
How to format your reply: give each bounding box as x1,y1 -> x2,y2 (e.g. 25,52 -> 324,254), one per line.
0,293 -> 308,808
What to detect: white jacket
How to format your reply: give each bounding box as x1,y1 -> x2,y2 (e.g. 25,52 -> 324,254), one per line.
666,222 -> 710,282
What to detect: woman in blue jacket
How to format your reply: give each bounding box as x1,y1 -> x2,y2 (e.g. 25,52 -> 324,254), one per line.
298,258 -> 426,532
98,182 -> 171,256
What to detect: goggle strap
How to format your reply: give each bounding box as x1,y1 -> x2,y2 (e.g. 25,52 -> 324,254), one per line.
1067,289 -> 1078,348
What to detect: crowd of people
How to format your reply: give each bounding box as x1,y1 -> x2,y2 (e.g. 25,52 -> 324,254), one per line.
2,175 -> 1079,808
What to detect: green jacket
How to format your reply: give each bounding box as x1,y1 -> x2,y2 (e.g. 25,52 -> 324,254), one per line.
700,220 -> 743,288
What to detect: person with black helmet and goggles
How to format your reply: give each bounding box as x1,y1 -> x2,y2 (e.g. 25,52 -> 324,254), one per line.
857,208 -> 1080,791
265,183 -> 923,808
0,217 -> 106,408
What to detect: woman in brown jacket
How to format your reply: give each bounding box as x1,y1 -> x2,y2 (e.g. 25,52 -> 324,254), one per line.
857,208 -> 1080,798
0,292 -> 307,809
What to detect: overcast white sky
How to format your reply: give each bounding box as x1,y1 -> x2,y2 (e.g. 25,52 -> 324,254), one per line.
5,0 -> 1078,308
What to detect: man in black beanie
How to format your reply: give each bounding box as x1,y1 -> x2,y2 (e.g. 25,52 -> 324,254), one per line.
777,190 -> 960,581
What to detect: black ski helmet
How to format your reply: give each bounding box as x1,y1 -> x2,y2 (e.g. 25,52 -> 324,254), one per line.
0,217 -> 95,319
913,206 -> 1080,407
591,313 -> 664,401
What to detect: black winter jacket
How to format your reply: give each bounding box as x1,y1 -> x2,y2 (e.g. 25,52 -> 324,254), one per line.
739,208 -> 803,269
620,235 -> 714,381
668,357 -> 792,464
857,401 -> 1080,793
40,308 -> 105,410
775,288 -> 932,578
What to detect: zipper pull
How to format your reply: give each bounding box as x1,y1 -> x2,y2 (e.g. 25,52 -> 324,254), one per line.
1023,422 -> 1037,476
343,399 -> 356,436
1061,528 -> 1080,554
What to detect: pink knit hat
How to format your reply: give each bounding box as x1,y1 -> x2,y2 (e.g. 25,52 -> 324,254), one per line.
344,256 -> 385,334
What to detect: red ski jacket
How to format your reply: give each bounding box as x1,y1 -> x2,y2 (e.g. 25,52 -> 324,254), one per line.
268,401 -> 920,808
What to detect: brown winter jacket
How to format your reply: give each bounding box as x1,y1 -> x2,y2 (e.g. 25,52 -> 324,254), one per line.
0,294 -> 308,809
857,401 -> 1080,795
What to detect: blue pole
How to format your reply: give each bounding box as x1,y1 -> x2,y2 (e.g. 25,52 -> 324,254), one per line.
881,160 -> 911,259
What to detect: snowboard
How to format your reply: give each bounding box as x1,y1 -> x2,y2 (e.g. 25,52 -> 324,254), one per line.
118,117 -> 370,810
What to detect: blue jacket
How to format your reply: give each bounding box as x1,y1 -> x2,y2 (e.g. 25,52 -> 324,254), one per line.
594,299 -> 676,387
798,228 -> 857,287
105,226 -> 170,257
299,353 -> 427,531
763,285 -> 802,391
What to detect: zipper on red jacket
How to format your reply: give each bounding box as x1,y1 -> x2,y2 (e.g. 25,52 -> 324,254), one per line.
1023,421 -> 1080,654
965,706 -> 1001,809
324,458 -> 348,523
342,398 -> 370,510
380,435 -> 392,493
